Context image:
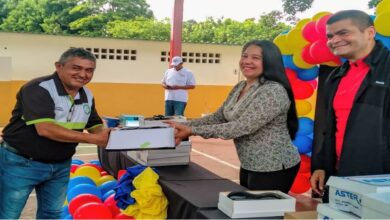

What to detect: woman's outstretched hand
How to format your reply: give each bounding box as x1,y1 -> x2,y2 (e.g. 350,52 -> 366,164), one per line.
164,121 -> 192,145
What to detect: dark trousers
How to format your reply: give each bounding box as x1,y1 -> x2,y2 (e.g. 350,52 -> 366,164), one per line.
240,162 -> 300,194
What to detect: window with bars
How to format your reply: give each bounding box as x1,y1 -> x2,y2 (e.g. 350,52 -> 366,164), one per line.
160,51 -> 221,64
83,47 -> 137,61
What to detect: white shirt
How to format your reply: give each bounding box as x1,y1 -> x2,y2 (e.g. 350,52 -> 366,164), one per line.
161,67 -> 196,102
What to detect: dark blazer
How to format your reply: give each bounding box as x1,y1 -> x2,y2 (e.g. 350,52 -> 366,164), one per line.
311,41 -> 390,178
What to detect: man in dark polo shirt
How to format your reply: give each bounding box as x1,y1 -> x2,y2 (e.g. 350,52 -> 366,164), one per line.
0,48 -> 110,219
310,10 -> 390,201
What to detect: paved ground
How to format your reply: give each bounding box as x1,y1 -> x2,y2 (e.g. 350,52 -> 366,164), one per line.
20,136 -> 241,219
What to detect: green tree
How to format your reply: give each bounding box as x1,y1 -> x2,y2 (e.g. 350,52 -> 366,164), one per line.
282,0 -> 314,16
368,0 -> 382,8
0,0 -> 46,32
106,17 -> 170,40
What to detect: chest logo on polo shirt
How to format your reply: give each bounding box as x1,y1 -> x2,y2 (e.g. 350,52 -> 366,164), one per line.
55,107 -> 64,111
83,104 -> 91,115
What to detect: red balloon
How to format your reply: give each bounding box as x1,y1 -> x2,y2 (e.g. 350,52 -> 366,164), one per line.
302,21 -> 320,43
117,170 -> 126,180
100,171 -> 108,176
71,164 -> 79,173
103,194 -> 120,216
73,202 -> 113,219
290,172 -> 311,194
285,68 -> 298,83
78,163 -> 104,172
315,14 -> 331,39
308,79 -> 318,90
291,80 -> 315,100
309,40 -> 337,63
115,213 -> 135,219
68,194 -> 102,215
301,44 -> 318,64
299,155 -> 311,174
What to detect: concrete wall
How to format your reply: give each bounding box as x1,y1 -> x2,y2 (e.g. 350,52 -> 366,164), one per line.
0,32 -> 243,125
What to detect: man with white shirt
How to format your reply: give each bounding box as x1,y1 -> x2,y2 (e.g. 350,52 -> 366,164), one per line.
161,56 -> 196,116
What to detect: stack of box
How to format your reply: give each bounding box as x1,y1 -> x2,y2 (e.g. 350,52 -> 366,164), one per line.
317,174 -> 390,219
217,191 -> 295,218
126,141 -> 191,166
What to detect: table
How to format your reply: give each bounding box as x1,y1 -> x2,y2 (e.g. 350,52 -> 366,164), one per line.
98,149 -> 319,219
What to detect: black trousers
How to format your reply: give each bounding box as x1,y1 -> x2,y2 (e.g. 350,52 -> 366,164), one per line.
240,162 -> 300,194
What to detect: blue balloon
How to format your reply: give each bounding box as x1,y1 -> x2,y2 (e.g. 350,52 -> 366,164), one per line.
297,66 -> 319,81
375,33 -> 390,50
63,214 -> 73,219
369,14 -> 376,21
98,180 -> 117,196
71,159 -> 84,165
297,117 -> 314,136
67,184 -> 101,202
102,190 -> 116,202
89,160 -> 102,167
61,206 -> 70,219
293,135 -> 313,154
68,176 -> 96,192
282,55 -> 299,71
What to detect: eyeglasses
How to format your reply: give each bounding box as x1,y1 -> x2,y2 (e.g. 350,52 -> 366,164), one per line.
67,103 -> 75,122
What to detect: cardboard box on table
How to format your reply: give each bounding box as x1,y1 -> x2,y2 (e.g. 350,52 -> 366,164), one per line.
284,211 -> 317,219
361,192 -> 390,219
326,174 -> 390,217
217,191 -> 295,218
316,203 -> 357,219
126,141 -> 192,166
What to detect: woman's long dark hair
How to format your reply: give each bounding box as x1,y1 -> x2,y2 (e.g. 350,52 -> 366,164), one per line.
242,40 -> 298,140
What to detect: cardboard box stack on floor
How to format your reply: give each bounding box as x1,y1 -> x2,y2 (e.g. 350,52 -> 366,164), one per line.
317,174 -> 390,219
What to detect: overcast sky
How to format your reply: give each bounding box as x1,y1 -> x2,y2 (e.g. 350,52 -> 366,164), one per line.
146,0 -> 375,22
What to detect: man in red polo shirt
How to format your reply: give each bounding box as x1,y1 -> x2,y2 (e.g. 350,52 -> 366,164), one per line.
310,10 -> 390,200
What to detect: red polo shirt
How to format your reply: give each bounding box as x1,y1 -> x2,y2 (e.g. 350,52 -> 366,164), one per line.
333,58 -> 370,162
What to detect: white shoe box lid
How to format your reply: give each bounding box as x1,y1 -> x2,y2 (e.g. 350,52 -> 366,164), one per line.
326,174 -> 390,217
317,203 -> 358,219
361,192 -> 390,218
217,191 -> 295,218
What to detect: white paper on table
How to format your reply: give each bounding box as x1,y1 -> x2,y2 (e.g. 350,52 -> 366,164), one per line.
106,127 -> 175,150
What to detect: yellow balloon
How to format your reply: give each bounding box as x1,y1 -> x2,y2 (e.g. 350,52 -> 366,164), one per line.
296,100 -> 312,116
286,28 -> 308,50
292,50 -> 314,69
295,18 -> 311,29
312,11 -> 332,21
376,0 -> 390,16
375,12 -> 390,36
274,34 -> 293,55
96,175 -> 115,186
73,166 -> 101,184
305,90 -> 317,120
322,61 -> 341,67
63,199 -> 68,206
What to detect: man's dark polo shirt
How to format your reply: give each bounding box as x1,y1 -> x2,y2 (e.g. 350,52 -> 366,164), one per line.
2,73 -> 102,162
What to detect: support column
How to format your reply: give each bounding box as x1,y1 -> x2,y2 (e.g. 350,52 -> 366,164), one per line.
169,0 -> 184,65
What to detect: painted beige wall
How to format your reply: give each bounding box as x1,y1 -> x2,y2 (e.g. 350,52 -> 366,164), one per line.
0,32 -> 243,125
0,32 -> 242,84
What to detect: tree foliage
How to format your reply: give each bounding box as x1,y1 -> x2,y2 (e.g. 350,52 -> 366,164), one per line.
0,0 -> 291,44
282,0 -> 314,15
368,0 -> 382,8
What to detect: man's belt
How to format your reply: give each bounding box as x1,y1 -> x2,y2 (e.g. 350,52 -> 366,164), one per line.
0,141 -> 34,160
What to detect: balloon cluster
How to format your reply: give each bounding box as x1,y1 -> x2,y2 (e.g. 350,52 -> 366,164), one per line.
61,159 -> 134,219
374,0 -> 390,49
274,2 -> 390,194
